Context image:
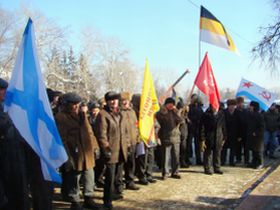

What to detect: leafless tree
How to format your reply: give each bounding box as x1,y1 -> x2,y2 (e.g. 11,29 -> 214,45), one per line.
0,7 -> 22,79
252,0 -> 280,73
80,27 -> 140,96
0,6 -> 68,82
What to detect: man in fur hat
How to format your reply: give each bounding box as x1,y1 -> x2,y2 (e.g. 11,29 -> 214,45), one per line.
95,91 -> 129,210
120,92 -> 140,190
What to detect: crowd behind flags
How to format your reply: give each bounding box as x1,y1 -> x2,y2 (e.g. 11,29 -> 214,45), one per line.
0,5 -> 279,210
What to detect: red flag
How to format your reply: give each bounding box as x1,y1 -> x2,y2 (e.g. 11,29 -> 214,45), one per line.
194,52 -> 220,110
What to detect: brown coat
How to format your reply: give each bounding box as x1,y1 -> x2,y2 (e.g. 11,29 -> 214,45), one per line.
96,106 -> 128,164
156,106 -> 183,145
121,108 -> 139,147
55,110 -> 99,171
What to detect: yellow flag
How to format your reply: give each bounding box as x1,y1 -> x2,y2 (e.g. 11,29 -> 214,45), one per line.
139,59 -> 160,146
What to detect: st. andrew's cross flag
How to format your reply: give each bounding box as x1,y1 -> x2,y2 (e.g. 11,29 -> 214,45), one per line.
236,78 -> 276,111
194,52 -> 220,111
4,19 -> 68,183
200,5 -> 238,54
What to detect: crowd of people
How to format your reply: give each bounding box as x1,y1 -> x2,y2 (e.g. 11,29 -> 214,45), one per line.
0,77 -> 279,210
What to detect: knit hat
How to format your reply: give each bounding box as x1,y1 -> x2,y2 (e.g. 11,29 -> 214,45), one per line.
236,96 -> 245,104
250,101 -> 260,111
0,78 -> 8,89
227,99 -> 237,106
88,101 -> 100,110
164,97 -> 176,105
104,91 -> 120,101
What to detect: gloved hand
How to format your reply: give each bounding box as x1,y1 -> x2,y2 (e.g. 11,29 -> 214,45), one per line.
199,141 -> 207,152
64,157 -> 74,172
102,147 -> 112,161
94,148 -> 101,160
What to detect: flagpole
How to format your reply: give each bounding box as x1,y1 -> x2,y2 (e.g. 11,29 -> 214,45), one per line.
197,16 -> 202,99
158,69 -> 190,104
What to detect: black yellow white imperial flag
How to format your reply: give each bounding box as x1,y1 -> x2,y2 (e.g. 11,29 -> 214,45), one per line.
200,5 -> 238,54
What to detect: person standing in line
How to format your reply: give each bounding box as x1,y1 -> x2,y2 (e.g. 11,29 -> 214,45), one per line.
88,101 -> 105,188
132,94 -> 157,185
156,97 -> 183,180
221,99 -> 240,166
0,78 -> 55,210
199,104 -> 227,175
246,101 -> 265,169
55,92 -> 99,210
235,96 -> 250,164
120,92 -> 140,191
96,91 -> 128,210
176,100 -> 189,168
187,94 -> 204,165
263,103 -> 280,159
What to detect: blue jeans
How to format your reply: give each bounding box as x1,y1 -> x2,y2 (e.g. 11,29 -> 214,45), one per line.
264,131 -> 279,156
68,168 -> 95,203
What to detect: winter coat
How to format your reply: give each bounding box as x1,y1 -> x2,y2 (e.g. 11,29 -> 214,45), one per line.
235,107 -> 248,140
188,103 -> 204,135
55,110 -> 99,171
121,107 -> 139,147
96,106 -> 129,164
246,111 -> 265,152
156,106 -> 183,146
199,108 -> 227,150
224,109 -> 240,148
264,109 -> 280,132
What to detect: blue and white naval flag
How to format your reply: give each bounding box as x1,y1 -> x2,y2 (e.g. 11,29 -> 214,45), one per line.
4,18 -> 68,183
236,78 -> 276,111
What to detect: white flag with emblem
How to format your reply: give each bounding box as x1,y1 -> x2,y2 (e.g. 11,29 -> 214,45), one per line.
236,78 -> 276,111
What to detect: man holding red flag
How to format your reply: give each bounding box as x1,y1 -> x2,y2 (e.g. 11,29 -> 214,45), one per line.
194,52 -> 227,175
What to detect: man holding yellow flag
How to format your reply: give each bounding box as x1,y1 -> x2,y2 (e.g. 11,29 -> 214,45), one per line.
136,59 -> 160,185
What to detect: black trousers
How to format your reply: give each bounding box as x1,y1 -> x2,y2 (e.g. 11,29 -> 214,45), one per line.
187,132 -> 202,164
103,163 -> 116,204
203,144 -> 222,172
124,145 -> 136,185
1,134 -> 53,210
252,151 -> 263,167
135,147 -> 155,180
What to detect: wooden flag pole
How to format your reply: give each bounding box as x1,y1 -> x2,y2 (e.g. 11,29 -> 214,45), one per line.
159,69 -> 190,105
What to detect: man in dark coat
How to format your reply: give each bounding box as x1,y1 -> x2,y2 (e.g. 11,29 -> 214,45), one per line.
0,78 -> 54,210
176,100 -> 189,168
221,99 -> 240,166
187,94 -> 204,165
96,91 -> 128,210
88,101 -> 105,188
263,103 -> 280,159
199,105 -> 227,175
247,101 -> 265,169
235,96 -> 250,164
131,94 -> 157,185
156,97 -> 183,180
